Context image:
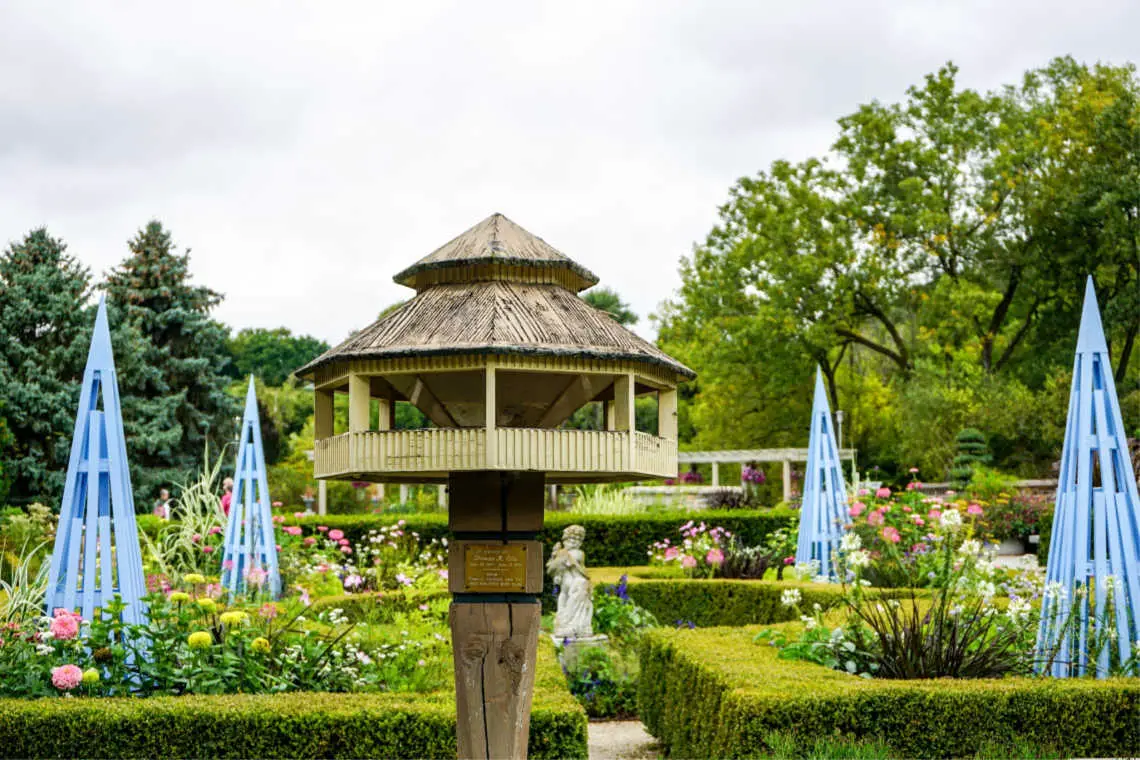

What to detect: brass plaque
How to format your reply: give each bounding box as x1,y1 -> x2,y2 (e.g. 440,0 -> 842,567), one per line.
463,543 -> 529,593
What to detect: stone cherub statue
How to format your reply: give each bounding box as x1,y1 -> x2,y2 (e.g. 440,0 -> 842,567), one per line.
546,524 -> 594,639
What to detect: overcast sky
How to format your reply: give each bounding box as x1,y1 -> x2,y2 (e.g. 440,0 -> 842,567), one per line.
2,1 -> 1137,347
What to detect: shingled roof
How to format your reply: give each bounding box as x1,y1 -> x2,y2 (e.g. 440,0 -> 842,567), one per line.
298,214 -> 695,380
392,213 -> 599,293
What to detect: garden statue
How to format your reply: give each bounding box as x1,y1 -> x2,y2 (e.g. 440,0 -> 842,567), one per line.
547,525 -> 594,638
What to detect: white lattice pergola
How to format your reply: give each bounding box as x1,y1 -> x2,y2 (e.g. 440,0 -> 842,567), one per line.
678,447 -> 857,501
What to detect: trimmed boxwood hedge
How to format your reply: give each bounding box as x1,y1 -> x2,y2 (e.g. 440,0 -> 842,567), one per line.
590,568 -> 849,627
0,639 -> 586,759
287,509 -> 796,568
639,625 -> 1140,759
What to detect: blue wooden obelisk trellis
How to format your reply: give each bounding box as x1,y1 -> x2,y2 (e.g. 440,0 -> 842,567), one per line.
45,298 -> 148,625
1036,277 -> 1140,678
220,377 -> 281,597
795,367 -> 850,579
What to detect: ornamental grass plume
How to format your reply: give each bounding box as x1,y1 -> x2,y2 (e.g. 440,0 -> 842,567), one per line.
51,665 -> 83,691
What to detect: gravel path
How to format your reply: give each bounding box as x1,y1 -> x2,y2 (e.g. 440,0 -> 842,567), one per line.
588,721 -> 661,760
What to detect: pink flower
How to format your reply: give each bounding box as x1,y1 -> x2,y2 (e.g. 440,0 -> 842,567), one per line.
967,503 -> 984,516
911,543 -> 928,554
208,526 -> 222,535
912,516 -> 925,526
908,467 -> 919,474
328,529 -> 345,541
338,538 -> 350,546
927,509 -> 942,521
902,506 -> 912,513
272,501 -> 283,507
848,501 -> 866,518
303,537 -> 316,547
783,556 -> 794,565
293,511 -> 304,519
906,481 -> 923,491
202,546 -> 214,554
880,526 -> 901,544
317,526 -> 329,533
340,546 -> 352,554
223,560 -> 235,571
705,548 -> 725,566
51,664 -> 83,691
875,487 -> 891,498
50,610 -> 80,641
419,604 -> 430,612
867,510 -> 885,527
396,573 -> 413,586
190,534 -> 201,543
246,568 -> 267,588
681,555 -> 697,569
438,569 -> 449,580
259,603 -> 278,620
664,546 -> 680,561
283,526 -> 302,536
205,583 -> 223,599
272,515 -> 285,524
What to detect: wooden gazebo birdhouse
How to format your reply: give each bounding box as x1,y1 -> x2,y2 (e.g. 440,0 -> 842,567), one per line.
297,213 -> 693,759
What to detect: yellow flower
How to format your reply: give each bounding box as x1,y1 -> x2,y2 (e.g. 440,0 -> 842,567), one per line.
183,574 -> 207,585
220,611 -> 248,627
169,592 -> 190,603
81,668 -> 100,685
251,637 -> 271,654
196,598 -> 218,614
187,631 -> 213,650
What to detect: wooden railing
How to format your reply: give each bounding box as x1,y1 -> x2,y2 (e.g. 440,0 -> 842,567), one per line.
313,428 -> 676,480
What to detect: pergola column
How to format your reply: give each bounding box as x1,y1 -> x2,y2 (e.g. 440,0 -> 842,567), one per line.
783,460 -> 792,502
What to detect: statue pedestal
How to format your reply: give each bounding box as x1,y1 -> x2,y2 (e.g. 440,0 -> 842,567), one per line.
552,634 -> 609,670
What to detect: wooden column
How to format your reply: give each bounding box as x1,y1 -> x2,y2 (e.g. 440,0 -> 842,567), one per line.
712,462 -> 720,486
314,389 -> 334,440
485,363 -> 497,468
348,373 -> 370,432
317,480 -> 327,516
613,373 -> 635,466
658,388 -> 677,441
448,472 -> 544,760
782,460 -> 792,502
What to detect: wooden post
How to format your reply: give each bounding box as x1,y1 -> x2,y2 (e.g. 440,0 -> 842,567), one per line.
448,472 -> 544,759
317,480 -> 327,516
400,484 -> 410,504
782,460 -> 792,502
314,389 -> 334,440
613,373 -> 635,466
658,388 -> 677,441
711,462 -> 719,486
485,363 -> 497,468
348,373 -> 370,432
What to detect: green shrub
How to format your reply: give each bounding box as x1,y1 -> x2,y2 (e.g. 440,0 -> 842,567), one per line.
288,509 -> 795,566
639,625 -> 1140,759
0,638 -> 586,759
309,590 -> 450,623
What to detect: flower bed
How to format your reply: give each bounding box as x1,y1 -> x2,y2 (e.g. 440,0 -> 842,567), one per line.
0,638 -> 586,760
639,625 -> 1140,759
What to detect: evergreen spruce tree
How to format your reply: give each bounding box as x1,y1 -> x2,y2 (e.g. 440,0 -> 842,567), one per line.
0,229 -> 93,505
104,221 -> 238,499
